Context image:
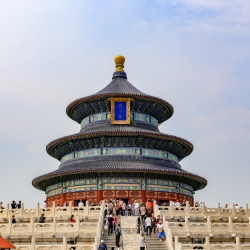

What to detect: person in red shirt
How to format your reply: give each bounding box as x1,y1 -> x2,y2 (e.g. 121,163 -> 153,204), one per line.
70,215 -> 76,222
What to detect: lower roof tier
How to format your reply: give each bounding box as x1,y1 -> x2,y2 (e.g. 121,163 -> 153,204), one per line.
32,156 -> 207,192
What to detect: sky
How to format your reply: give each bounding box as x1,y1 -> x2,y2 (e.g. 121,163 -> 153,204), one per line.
0,0 -> 249,208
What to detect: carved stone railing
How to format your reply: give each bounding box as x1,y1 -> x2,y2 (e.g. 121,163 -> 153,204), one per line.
93,201 -> 104,250
0,202 -> 102,220
155,202 -> 250,219
164,218 -> 174,250
174,235 -> 247,250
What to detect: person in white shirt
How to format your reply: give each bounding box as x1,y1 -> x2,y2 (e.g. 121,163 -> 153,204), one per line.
145,215 -> 152,236
175,201 -> 180,206
157,220 -> 166,241
139,234 -> 146,250
78,200 -> 84,210
133,200 -> 140,216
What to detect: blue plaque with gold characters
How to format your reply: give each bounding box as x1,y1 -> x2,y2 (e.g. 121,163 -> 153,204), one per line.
109,97 -> 131,124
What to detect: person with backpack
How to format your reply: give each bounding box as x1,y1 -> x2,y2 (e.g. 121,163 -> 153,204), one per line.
115,223 -> 122,246
98,240 -> 107,250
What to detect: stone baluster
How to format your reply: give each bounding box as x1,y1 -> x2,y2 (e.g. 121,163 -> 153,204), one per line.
186,201 -> 190,216
8,213 -> 11,234
201,202 -> 206,216
62,236 -> 67,250
175,236 -> 179,250
207,216 -> 212,234
245,203 -> 249,217
236,236 -> 241,250
229,216 -> 233,234
184,215 -> 189,234
35,202 -> 40,217
85,200 -> 89,216
52,216 -> 56,233
217,202 -> 221,217
69,201 -> 72,215
232,203 -> 236,219
170,201 -> 174,214
163,215 -> 166,224
76,215 -> 80,233
52,201 -> 55,216
205,236 -> 211,250
31,236 -> 35,250
94,243 -> 99,250
30,216 -> 34,234
20,202 -> 24,217
6,203 -> 9,217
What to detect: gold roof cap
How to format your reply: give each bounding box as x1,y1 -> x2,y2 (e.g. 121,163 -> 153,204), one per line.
114,55 -> 125,72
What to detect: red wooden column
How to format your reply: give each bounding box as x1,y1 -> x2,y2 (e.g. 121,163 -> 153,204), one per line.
141,190 -> 147,203
97,190 -> 103,203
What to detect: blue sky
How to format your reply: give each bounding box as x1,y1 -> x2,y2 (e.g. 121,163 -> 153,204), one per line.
0,0 -> 249,207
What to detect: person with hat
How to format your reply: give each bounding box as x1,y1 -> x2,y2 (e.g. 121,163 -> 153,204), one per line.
98,240 -> 107,250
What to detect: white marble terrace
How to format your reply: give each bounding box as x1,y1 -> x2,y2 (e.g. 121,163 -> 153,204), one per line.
1,201 -> 250,249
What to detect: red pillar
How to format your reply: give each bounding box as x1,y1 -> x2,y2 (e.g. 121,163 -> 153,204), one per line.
97,190 -> 103,203
141,190 -> 147,203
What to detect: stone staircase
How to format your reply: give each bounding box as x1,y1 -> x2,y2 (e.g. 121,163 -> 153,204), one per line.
102,216 -> 123,249
145,233 -> 167,250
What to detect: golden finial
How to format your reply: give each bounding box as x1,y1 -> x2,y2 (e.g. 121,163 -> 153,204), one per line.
114,55 -> 125,72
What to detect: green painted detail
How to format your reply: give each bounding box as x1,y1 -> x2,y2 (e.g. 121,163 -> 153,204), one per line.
46,178 -> 193,198
81,112 -> 158,128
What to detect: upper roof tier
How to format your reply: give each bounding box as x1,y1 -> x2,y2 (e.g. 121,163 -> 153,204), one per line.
66,56 -> 174,124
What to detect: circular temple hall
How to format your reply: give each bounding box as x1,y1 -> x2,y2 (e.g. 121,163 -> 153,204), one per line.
32,55 -> 207,206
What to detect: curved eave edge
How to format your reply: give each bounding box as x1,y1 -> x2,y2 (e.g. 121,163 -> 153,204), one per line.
46,131 -> 194,160
66,93 -> 174,123
32,169 -> 207,192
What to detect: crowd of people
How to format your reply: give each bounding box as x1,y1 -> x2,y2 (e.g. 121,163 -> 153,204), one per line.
98,199 -> 167,250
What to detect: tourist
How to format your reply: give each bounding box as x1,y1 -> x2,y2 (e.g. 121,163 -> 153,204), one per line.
145,214 -> 152,236
105,211 -> 110,225
121,202 -> 126,216
140,205 -> 147,222
157,220 -> 166,241
56,203 -> 61,211
0,202 -> 4,212
175,200 -> 180,206
133,200 -> 140,216
98,240 -> 107,250
195,201 -> 200,207
11,201 -> 17,209
62,201 -> 67,210
115,223 -> 121,246
113,214 -> 117,230
78,200 -> 84,210
156,215 -> 162,223
12,215 -> 16,224
127,202 -> 132,216
39,213 -> 46,223
151,215 -> 157,234
16,201 -> 22,209
116,244 -> 122,250
108,214 -> 114,235
104,205 -> 110,217
162,201 -> 167,206
146,200 -> 153,213
108,201 -> 114,214
139,234 -> 146,250
70,215 -> 76,222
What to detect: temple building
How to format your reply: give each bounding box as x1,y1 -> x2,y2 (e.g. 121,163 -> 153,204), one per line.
32,55 -> 207,206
